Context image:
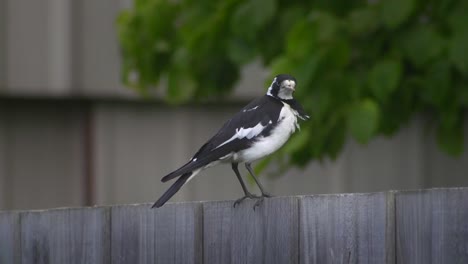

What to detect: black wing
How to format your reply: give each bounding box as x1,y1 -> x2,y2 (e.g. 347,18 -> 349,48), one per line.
161,96 -> 283,182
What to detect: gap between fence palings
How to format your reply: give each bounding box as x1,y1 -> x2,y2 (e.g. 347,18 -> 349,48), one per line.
1,187 -> 467,264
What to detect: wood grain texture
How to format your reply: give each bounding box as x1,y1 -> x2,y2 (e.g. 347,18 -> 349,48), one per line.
3,188 -> 468,263
203,196 -> 299,264
300,192 -> 395,264
111,202 -> 202,264
396,188 -> 468,264
0,211 -> 21,264
20,207 -> 110,264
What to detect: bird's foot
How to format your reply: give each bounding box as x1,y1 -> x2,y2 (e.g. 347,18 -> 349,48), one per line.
253,197 -> 265,210
233,193 -> 260,208
252,192 -> 274,210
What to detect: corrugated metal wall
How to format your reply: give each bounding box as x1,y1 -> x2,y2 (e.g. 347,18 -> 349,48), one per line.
0,0 -> 467,210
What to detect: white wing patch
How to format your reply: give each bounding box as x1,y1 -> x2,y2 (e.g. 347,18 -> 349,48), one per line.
237,123 -> 265,139
214,122 -> 268,149
242,106 -> 259,112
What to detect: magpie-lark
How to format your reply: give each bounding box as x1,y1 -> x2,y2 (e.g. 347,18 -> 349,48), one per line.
152,74 -> 309,208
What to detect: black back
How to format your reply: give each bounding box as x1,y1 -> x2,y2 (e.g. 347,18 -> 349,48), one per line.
195,95 -> 284,157
161,95 -> 285,182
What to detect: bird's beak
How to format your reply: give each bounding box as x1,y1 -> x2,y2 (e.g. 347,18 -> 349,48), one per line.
286,85 -> 295,91
284,80 -> 296,91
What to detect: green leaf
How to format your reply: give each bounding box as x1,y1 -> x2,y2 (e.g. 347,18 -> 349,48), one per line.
166,48 -> 196,103
447,1 -> 468,33
309,85 -> 333,121
286,11 -> 339,59
117,0 -> 468,170
437,111 -> 464,156
347,6 -> 379,35
270,53 -> 323,97
379,76 -> 418,135
254,155 -> 274,175
421,61 -> 452,107
231,0 -> 277,39
282,127 -> 310,154
308,11 -> 340,43
323,38 -> 350,70
324,118 -> 346,160
269,56 -> 294,81
292,54 -> 323,96
458,84 -> 468,107
256,5 -> 305,64
347,99 -> 380,144
449,30 -> 468,75
380,0 -> 416,29
400,26 -> 446,68
286,19 -> 318,59
227,37 -> 256,65
167,70 -> 196,104
368,59 -> 402,102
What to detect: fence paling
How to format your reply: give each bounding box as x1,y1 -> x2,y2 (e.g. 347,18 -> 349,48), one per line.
1,188 -> 467,264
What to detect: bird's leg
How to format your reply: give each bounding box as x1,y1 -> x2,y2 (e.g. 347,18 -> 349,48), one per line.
232,163 -> 252,196
232,163 -> 260,207
245,163 -> 273,198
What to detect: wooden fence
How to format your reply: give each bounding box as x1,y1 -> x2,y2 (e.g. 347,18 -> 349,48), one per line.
1,187 -> 468,264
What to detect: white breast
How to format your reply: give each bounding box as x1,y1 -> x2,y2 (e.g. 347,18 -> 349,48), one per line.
236,102 -> 298,163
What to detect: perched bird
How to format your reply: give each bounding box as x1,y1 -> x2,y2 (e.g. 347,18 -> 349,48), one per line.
152,74 -> 309,208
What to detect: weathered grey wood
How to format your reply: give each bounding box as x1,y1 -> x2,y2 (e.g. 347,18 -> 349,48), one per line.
0,211 -> 21,264
300,192 -> 395,264
111,202 -> 202,264
20,207 -> 110,264
396,188 -> 468,264
3,188 -> 468,263
203,196 -> 299,264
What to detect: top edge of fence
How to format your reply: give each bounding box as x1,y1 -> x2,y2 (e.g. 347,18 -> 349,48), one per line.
1,187 -> 467,213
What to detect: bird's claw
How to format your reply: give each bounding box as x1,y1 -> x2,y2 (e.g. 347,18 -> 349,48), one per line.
233,193 -> 261,208
254,192 -> 273,211
233,197 -> 246,208
233,193 -> 260,208
233,193 -> 274,210
252,193 -> 274,210
253,197 -> 265,210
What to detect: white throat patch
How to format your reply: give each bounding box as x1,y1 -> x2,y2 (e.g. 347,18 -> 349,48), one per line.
277,88 -> 293,100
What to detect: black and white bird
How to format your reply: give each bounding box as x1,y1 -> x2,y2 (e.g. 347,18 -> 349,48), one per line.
152,74 -> 309,208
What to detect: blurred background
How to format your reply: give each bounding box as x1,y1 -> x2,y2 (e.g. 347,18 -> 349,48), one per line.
0,0 -> 467,211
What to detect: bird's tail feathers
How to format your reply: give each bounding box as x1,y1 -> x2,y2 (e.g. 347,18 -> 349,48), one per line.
161,164 -> 190,182
161,146 -> 230,182
161,159 -> 207,182
152,172 -> 192,208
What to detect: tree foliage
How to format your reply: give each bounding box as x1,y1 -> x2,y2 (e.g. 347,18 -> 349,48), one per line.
118,0 -> 468,171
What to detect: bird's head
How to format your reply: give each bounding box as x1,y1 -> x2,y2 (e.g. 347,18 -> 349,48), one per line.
266,74 -> 297,100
